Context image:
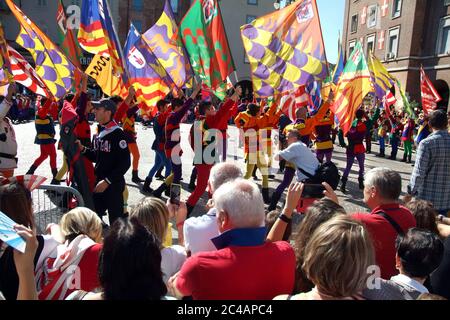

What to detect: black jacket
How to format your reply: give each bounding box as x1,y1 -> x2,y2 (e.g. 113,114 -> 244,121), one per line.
83,122 -> 131,185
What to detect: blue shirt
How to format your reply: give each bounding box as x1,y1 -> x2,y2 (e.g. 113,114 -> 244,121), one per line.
409,130 -> 450,210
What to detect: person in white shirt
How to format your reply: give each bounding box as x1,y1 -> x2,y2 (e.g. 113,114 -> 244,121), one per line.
183,162 -> 242,256
275,130 -> 319,182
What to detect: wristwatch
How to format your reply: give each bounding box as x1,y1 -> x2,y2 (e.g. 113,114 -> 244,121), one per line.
438,215 -> 444,223
278,214 -> 292,223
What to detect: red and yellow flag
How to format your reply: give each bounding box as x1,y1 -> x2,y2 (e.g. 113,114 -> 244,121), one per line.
332,42 -> 372,134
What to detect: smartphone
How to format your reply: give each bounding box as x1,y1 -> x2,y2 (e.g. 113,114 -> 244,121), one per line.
170,184 -> 181,206
302,184 -> 326,199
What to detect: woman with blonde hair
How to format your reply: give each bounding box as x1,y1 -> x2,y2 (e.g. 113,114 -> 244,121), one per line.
37,207 -> 103,300
275,215 -> 375,300
130,197 -> 186,284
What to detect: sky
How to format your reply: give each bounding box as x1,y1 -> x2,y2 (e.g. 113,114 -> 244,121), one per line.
316,0 -> 346,64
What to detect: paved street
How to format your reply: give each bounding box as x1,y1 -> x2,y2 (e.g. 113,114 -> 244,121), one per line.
15,120 -> 415,238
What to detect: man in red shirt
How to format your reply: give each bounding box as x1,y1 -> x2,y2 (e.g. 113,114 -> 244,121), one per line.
186,87 -> 242,217
168,179 -> 295,300
324,167 -> 416,280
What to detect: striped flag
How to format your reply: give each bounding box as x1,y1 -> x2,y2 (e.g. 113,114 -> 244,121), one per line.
143,0 -> 193,88
124,24 -> 174,112
281,86 -> 309,121
332,42 -> 373,134
241,0 -> 328,97
306,81 -> 322,114
6,0 -> 76,100
8,45 -> 49,97
78,0 -> 126,79
420,66 -> 441,115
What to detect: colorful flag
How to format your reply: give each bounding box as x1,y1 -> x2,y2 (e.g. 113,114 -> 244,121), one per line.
6,0 -> 76,100
78,0 -> 126,79
85,54 -> 127,98
384,89 -> 397,108
281,86 -> 308,121
57,0 -> 82,67
420,67 -> 442,115
306,81 -> 322,114
333,34 -> 345,84
8,45 -> 49,97
396,79 -> 416,119
124,24 -> 174,112
143,0 -> 193,88
241,0 -> 328,98
367,52 -> 396,100
0,22 -> 12,86
332,42 -> 372,134
180,0 -> 235,99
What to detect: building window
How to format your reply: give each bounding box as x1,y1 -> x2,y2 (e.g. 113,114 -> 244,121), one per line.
386,27 -> 400,60
134,20 -> 143,33
170,0 -> 179,14
246,15 -> 257,24
351,14 -> 358,33
366,34 -> 376,55
133,0 -> 143,11
367,5 -> 378,28
248,0 -> 258,5
37,0 -> 47,6
437,16 -> 450,55
348,40 -> 356,58
392,0 -> 402,18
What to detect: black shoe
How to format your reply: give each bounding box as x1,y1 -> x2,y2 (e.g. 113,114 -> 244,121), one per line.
340,177 -> 348,194
262,188 -> 270,205
152,184 -> 167,198
164,186 -> 171,197
155,174 -> 164,181
26,165 -> 37,175
268,192 -> 282,212
253,175 -> 259,181
268,174 -> 275,179
142,177 -> 153,194
132,170 -> 144,184
358,177 -> 364,190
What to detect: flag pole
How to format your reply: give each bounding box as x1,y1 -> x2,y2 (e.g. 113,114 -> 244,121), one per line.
314,0 -> 330,78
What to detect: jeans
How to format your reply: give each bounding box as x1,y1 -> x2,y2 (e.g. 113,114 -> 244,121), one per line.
379,137 -> 385,155
147,149 -> 172,180
390,136 -> 399,159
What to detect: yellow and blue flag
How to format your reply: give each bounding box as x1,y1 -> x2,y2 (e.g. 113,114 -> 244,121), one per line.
241,0 -> 328,97
143,0 -> 193,89
6,0 -> 76,100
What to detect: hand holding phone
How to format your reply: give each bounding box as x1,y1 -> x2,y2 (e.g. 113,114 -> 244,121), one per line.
302,184 -> 326,199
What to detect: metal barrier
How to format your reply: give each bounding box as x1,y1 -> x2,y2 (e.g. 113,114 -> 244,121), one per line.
32,185 -> 85,233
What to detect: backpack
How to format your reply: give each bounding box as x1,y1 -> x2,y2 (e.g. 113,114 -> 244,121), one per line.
298,161 -> 341,190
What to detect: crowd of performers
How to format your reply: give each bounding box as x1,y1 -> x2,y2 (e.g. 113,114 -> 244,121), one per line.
0,78 -> 440,224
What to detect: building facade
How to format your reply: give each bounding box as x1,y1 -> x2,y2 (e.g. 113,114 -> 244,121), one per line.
117,0 -> 191,44
343,0 -> 450,111
219,0 -> 275,92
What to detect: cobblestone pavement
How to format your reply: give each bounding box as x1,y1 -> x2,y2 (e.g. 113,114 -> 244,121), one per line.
15,121 -> 414,238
